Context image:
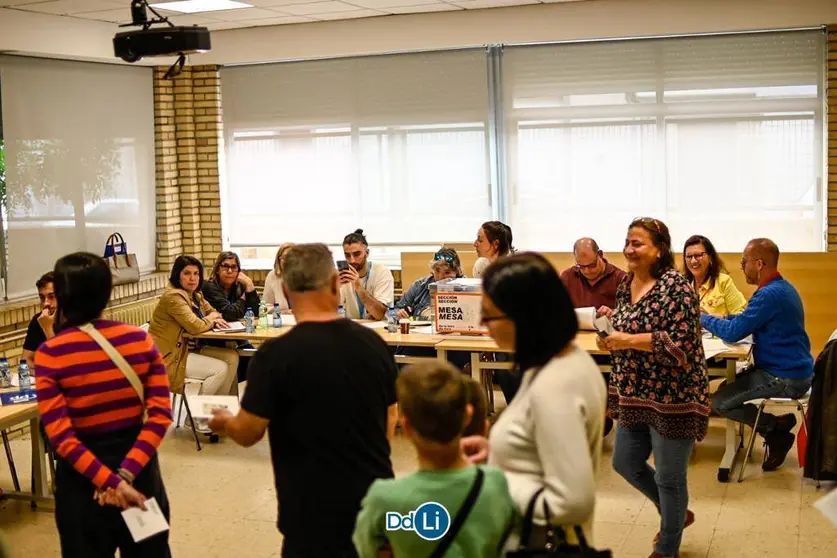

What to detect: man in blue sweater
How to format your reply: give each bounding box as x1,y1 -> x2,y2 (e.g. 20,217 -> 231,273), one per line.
702,238 -> 813,472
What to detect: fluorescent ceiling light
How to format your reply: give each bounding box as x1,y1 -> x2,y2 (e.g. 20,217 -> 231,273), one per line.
150,0 -> 253,14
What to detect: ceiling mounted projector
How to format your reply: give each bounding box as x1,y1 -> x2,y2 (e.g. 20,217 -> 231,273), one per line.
113,0 -> 211,77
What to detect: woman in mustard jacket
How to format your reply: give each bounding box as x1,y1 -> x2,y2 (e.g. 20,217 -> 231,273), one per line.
683,235 -> 747,317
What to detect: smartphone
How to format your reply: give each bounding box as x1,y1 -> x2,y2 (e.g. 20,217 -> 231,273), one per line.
337,260 -> 350,271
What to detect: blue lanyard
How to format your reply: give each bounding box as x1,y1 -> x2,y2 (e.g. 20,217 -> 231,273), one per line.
355,262 -> 372,318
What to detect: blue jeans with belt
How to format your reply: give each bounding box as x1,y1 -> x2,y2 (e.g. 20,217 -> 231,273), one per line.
711,367 -> 812,434
613,424 -> 695,557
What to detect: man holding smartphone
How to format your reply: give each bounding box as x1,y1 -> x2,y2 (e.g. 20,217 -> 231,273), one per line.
338,229 -> 394,321
22,272 -> 57,362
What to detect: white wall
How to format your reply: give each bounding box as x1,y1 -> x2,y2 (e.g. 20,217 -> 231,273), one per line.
207,0 -> 837,65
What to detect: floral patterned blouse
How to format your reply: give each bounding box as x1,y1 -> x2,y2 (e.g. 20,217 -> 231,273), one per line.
608,268 -> 710,441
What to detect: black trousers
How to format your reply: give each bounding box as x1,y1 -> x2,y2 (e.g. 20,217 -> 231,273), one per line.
55,427 -> 171,558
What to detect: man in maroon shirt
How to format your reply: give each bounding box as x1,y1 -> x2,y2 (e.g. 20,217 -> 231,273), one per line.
560,238 -> 627,312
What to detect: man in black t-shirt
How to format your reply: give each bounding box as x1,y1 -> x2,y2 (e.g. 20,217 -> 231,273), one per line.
209,244 -> 398,558
22,272 -> 57,363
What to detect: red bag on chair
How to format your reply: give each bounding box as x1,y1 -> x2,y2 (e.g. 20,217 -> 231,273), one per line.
797,410 -> 808,467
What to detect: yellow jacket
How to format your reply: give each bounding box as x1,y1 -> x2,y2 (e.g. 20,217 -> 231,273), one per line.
698,273 -> 747,317
148,286 -> 216,393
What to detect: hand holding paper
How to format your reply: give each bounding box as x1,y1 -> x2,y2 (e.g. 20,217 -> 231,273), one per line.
121,497 -> 170,543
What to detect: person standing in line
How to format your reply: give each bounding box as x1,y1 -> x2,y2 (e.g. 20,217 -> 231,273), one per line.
209,244 -> 399,558
460,253 -> 607,549
339,229 -> 394,321
35,252 -> 173,557
597,218 -> 709,558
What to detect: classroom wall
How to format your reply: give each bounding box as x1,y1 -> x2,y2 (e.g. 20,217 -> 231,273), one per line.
402,251 -> 837,356
205,0 -> 837,65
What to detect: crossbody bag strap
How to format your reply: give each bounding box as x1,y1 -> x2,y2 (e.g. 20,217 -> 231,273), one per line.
79,323 -> 144,403
428,467 -> 485,558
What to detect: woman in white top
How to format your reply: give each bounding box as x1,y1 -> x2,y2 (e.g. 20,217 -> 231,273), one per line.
462,253 -> 608,548
472,221 -> 514,278
263,243 -> 294,311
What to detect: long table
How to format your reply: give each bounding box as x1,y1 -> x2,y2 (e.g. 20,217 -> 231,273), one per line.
194,325 -> 750,482
0,401 -> 51,508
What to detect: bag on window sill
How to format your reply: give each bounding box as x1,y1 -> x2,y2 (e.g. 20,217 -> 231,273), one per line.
104,232 -> 140,286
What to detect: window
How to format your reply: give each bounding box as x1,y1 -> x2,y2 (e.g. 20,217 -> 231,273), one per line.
222,49 -> 493,253
0,56 -> 156,299
504,31 -> 825,252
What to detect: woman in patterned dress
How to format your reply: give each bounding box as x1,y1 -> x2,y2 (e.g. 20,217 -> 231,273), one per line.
597,217 -> 709,558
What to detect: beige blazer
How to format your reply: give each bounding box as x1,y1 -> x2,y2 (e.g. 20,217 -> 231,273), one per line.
148,286 -> 215,393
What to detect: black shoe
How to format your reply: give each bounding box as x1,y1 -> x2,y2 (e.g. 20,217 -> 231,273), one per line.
762,430 -> 795,471
604,417 -> 614,437
773,413 -> 797,433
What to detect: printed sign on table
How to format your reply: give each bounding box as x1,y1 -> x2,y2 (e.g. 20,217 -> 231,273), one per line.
433,292 -> 487,334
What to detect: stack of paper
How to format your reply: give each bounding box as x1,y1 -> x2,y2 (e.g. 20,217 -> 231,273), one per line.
213,322 -> 246,333
575,307 -> 597,331
703,338 -> 731,360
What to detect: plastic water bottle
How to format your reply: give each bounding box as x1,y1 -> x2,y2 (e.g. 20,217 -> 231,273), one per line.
244,308 -> 255,333
258,300 -> 268,329
385,307 -> 398,334
273,304 -> 283,328
0,357 -> 11,388
338,305 -> 346,318
18,359 -> 31,390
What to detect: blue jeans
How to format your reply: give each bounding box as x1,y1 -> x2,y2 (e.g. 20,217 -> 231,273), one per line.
613,424 -> 695,557
711,367 -> 812,435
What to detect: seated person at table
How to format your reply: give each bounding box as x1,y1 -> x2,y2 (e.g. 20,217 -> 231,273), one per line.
202,251 -> 261,322
263,243 -> 294,312
560,238 -> 626,311
353,361 -> 516,558
149,256 -> 239,413
396,248 -> 462,320
683,235 -> 747,317
701,239 -> 814,471
22,272 -> 57,363
339,229 -> 394,321
473,221 -> 514,279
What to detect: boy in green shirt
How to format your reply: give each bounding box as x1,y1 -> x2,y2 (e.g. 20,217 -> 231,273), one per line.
353,363 -> 517,558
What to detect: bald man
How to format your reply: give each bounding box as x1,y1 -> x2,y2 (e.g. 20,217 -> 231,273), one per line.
560,238 -> 627,311
702,238 -> 813,472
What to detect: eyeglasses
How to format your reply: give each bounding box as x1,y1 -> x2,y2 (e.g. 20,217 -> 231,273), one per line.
576,255 -> 599,270
219,264 -> 239,272
740,258 -> 763,269
685,252 -> 707,261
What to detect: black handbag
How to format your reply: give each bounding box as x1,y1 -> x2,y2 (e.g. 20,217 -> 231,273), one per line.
506,488 -> 612,557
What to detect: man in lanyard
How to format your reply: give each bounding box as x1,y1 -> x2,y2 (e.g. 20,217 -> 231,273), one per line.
338,229 -> 394,321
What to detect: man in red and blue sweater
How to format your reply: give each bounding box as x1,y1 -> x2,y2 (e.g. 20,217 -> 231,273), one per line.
701,238 -> 813,472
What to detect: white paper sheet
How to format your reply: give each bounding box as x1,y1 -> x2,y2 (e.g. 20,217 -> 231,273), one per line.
213,322 -> 245,333
185,395 -> 241,419
814,488 -> 837,527
121,497 -> 169,543
593,315 -> 614,336
575,307 -> 597,331
702,338 -> 731,360
411,326 -> 435,335
362,321 -> 388,330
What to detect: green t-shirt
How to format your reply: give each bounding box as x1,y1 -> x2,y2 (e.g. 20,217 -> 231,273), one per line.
353,465 -> 518,558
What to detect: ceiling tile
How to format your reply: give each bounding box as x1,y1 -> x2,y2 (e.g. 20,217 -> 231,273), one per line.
310,8 -> 384,20
346,0 -> 440,8
541,0 -> 587,3
249,0 -> 333,5
1,0 -> 71,6
69,7 -> 130,22
385,3 -> 460,14
11,0 -> 126,15
191,6 -> 279,19
156,13 -> 223,24
205,14 -> 310,28
452,0 -> 539,9
277,1 -> 359,15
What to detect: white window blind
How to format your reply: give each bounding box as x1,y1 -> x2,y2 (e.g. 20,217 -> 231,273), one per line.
504,30 -> 825,253
0,56 -> 156,299
221,49 -> 492,247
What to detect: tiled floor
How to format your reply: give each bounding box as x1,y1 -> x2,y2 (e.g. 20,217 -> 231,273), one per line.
1,413 -> 835,557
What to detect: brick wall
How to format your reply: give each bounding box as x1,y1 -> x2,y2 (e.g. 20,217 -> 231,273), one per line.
154,64 -> 223,272
829,26 -> 837,250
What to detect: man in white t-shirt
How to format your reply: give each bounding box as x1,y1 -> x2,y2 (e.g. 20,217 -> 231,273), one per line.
339,229 -> 394,321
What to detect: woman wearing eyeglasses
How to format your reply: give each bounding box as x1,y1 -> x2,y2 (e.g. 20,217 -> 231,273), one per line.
682,235 -> 747,317
395,248 -> 462,321
202,251 -> 261,322
597,218 -> 709,558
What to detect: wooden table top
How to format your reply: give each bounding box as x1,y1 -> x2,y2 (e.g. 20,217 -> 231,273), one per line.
0,401 -> 39,428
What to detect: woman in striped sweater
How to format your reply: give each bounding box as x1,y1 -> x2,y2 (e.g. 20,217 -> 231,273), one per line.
34,252 -> 173,557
